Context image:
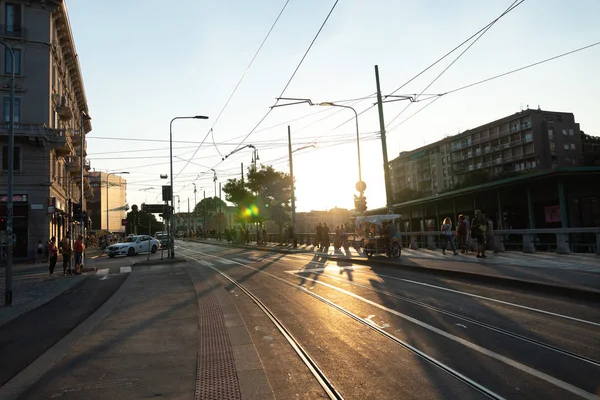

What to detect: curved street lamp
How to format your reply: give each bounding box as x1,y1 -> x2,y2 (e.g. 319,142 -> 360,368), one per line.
169,115 -> 208,258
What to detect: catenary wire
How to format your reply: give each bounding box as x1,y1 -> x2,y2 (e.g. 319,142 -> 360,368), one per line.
384,0 -> 524,129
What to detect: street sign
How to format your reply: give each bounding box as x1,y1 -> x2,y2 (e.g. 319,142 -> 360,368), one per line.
122,219 -> 128,226
355,180 -> 367,192
141,203 -> 169,214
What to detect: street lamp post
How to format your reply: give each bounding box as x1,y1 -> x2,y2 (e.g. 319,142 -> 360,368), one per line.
106,172 -> 129,235
211,169 -> 217,239
169,115 -> 208,259
2,39 -> 15,306
318,102 -> 365,197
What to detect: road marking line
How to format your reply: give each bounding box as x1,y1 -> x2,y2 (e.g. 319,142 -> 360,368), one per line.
394,277 -> 600,327
120,266 -> 132,273
217,259 -> 236,265
197,260 -> 214,267
96,268 -> 109,275
232,258 -> 251,264
182,248 -> 594,399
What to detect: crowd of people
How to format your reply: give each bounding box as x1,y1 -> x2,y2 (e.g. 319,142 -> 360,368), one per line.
440,209 -> 496,258
43,232 -> 86,277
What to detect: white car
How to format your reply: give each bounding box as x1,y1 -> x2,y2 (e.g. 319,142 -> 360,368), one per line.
106,235 -> 160,257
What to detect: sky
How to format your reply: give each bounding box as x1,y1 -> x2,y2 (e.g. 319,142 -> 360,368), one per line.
66,0 -> 600,213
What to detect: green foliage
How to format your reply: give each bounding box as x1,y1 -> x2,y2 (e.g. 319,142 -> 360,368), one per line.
193,197 -> 228,222
126,206 -> 163,235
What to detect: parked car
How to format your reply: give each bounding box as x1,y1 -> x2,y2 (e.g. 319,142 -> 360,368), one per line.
155,233 -> 171,248
106,235 -> 160,257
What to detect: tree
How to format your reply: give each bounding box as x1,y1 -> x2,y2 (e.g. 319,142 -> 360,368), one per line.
193,196 -> 228,229
222,164 -> 293,236
126,206 -> 162,235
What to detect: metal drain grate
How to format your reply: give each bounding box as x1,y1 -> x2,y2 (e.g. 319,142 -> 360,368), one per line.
195,278 -> 242,400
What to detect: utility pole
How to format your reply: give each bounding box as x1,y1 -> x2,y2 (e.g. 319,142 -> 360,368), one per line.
287,126 -> 296,238
219,182 -> 222,240
203,190 -> 206,238
375,65 -> 393,213
193,184 -> 197,235
187,197 -> 190,233
241,162 -> 244,186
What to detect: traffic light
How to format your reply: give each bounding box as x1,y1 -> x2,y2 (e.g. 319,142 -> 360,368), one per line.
73,203 -> 82,219
354,195 -> 367,213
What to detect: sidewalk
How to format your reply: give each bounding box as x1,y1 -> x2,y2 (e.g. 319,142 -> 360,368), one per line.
193,239 -> 600,296
1,262 -> 272,399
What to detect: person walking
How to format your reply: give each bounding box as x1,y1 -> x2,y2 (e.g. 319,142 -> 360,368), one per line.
440,218 -> 458,255
60,233 -> 72,275
456,215 -> 467,253
470,210 -> 487,258
48,237 -> 58,277
322,223 -> 330,251
74,234 -> 85,274
315,222 -> 323,248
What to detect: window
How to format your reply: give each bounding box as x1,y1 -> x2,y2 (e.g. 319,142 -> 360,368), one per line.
569,128 -> 574,136
4,48 -> 21,75
3,96 -> 21,122
562,129 -> 567,136
564,144 -> 569,150
2,145 -> 20,171
550,142 -> 556,152
571,143 -> 576,150
5,3 -> 22,33
548,129 -> 554,139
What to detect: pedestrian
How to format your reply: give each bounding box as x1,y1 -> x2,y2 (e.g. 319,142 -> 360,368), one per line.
60,233 -> 72,275
470,210 -> 487,258
74,234 -> 84,274
456,215 -> 467,253
440,217 -> 458,255
315,222 -> 323,248
321,223 -> 330,250
48,237 -> 58,276
36,240 -> 43,263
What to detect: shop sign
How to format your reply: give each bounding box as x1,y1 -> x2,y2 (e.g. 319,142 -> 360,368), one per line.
0,194 -> 29,203
544,205 -> 561,223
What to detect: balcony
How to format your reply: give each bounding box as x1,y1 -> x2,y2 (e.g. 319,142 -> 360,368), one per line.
0,25 -> 26,39
501,143 -> 511,149
511,139 -> 523,146
65,156 -> 80,174
70,131 -> 82,145
47,128 -> 72,157
54,96 -> 74,120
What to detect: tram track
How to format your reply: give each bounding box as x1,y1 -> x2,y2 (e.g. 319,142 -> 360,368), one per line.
179,244 -> 600,399
180,247 -> 506,399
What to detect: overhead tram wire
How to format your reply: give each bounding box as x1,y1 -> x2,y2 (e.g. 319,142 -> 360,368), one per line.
226,0 -> 341,156
174,0 -> 291,180
387,40 -> 600,132
385,0 -> 524,129
175,0 -> 342,192
330,0 -> 528,133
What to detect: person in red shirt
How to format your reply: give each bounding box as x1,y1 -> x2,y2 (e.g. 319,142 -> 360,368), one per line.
74,234 -> 85,274
48,237 -> 58,276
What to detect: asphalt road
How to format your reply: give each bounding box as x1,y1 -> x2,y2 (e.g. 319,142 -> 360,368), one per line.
177,241 -> 600,400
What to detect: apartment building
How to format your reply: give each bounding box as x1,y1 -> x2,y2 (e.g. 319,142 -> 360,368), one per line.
389,108 -> 583,199
86,172 -> 128,233
389,138 -> 454,197
0,1 -> 93,258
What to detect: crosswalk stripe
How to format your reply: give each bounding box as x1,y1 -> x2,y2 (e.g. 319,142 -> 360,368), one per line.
197,259 -> 214,267
96,268 -> 109,275
218,259 -> 236,265
120,266 -> 132,273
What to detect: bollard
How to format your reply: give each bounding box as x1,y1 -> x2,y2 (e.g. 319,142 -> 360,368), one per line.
522,233 -> 535,253
427,235 -> 436,250
410,235 -> 419,249
555,232 -> 570,254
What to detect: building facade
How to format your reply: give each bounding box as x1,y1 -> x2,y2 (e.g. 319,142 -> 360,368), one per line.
389,108 -> 583,199
0,0 -> 93,259
87,172 -> 128,233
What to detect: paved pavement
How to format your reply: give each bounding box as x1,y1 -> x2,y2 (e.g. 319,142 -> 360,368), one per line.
1,262 -> 273,400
